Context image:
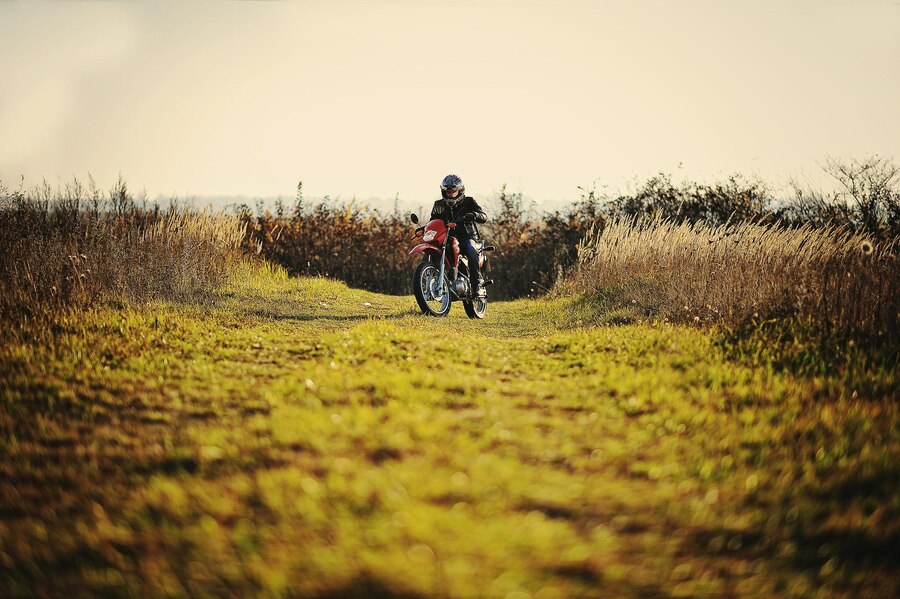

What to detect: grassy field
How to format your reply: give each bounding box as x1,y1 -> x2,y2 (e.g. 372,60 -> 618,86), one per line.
1,264 -> 897,598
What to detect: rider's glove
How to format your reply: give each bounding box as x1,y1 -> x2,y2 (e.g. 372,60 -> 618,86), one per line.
463,213 -> 476,222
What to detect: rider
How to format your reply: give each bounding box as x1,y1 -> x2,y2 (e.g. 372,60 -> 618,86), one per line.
430,174 -> 488,297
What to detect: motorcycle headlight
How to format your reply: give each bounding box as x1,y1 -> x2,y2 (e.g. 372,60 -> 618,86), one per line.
423,229 -> 437,242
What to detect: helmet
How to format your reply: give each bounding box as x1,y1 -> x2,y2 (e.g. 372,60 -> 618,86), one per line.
440,174 -> 465,205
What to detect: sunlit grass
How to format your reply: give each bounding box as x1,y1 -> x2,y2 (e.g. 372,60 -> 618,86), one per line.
1,267 -> 897,597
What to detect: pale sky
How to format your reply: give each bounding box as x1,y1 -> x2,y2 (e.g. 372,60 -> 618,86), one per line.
1,0 -> 898,208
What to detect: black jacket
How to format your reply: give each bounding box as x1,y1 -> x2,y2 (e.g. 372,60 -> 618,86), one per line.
430,196 -> 487,239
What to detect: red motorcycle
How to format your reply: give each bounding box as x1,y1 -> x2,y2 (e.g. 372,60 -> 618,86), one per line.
408,213 -> 494,318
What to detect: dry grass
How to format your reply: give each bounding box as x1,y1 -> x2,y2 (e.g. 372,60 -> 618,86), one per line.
561,218 -> 900,346
0,179 -> 243,321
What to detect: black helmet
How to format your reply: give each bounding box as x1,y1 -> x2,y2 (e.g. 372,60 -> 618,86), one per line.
441,174 -> 464,205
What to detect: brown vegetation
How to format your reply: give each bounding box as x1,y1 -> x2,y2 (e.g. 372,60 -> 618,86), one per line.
238,184 -> 603,300
242,157 -> 899,302
561,217 -> 899,347
0,177 -> 243,322
4,156 -> 898,340
237,184 -> 416,296
601,156 -> 900,239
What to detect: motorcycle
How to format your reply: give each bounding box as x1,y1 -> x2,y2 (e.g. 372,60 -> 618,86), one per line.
408,213 -> 494,318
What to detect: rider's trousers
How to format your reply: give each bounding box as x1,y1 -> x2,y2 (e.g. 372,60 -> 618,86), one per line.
457,236 -> 483,285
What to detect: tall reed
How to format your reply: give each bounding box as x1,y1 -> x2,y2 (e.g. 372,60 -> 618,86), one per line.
0,179 -> 243,321
562,218 -> 899,345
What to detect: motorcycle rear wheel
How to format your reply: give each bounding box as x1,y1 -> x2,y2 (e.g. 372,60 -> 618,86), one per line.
463,297 -> 487,319
413,261 -> 451,317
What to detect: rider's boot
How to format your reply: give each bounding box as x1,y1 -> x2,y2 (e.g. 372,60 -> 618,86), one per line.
475,276 -> 487,298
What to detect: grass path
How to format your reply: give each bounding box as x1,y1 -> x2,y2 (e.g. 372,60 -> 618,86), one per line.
1,266 -> 897,598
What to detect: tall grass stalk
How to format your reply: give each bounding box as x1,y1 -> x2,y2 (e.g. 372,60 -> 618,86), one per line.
562,218 -> 899,346
1,180 -> 243,321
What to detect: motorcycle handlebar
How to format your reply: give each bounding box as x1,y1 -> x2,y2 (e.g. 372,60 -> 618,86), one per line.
416,217 -> 471,228
410,219 -> 468,236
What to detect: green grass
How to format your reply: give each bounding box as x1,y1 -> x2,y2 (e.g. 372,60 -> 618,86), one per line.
1,264 -> 897,598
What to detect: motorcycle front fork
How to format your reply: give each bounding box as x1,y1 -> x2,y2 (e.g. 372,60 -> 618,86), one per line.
428,254 -> 458,281
427,248 -> 465,299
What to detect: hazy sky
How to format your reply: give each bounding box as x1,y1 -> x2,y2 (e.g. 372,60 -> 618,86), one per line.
1,0 -> 898,207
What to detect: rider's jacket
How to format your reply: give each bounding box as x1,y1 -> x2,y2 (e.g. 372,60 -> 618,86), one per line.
430,196 -> 487,239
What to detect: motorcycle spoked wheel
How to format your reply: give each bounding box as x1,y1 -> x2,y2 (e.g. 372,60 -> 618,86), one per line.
463,297 -> 487,319
459,259 -> 487,319
413,261 -> 451,317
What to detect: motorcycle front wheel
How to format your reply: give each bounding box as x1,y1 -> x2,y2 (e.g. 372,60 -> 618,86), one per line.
413,261 -> 451,317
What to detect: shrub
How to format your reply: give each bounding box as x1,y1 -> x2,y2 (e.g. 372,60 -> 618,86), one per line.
777,156 -> 900,238
601,173 -> 771,226
237,184 -> 416,296
480,185 -> 604,297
